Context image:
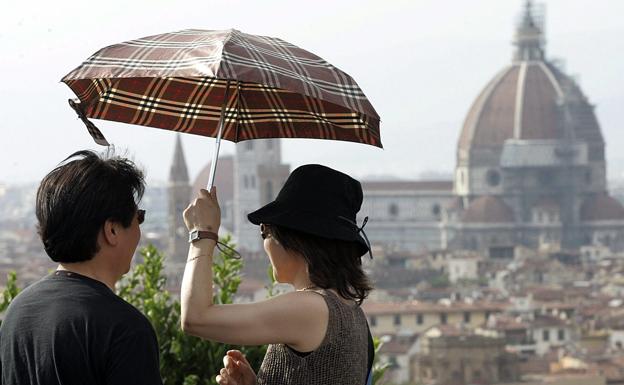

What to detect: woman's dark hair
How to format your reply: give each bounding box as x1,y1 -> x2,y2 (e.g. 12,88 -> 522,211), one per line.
36,150 -> 145,263
268,225 -> 373,305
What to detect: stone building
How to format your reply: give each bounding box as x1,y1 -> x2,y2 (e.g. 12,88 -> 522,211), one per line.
417,325 -> 519,385
442,1 -> 624,255
176,139 -> 289,255
363,300 -> 503,336
358,181 -> 455,253
233,139 -> 289,253
354,1 -> 624,256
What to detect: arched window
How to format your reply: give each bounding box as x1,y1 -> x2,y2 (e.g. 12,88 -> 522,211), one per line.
389,203 -> 399,217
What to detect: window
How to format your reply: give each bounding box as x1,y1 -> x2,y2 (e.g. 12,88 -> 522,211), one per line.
440,313 -> 447,325
486,169 -> 501,186
394,315 -> 401,326
543,330 -> 550,342
243,175 -> 248,189
250,175 -> 256,189
266,181 -> 273,203
370,316 -> 377,327
416,314 -> 424,325
463,312 -> 471,323
432,203 -> 441,216
389,203 -> 399,217
558,329 -> 565,341
245,141 -> 253,151
538,170 -> 555,186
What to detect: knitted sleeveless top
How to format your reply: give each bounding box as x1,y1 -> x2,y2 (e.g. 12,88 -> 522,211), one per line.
256,289 -> 368,385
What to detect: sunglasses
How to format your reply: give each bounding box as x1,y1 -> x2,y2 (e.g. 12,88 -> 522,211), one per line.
137,209 -> 146,225
260,223 -> 271,240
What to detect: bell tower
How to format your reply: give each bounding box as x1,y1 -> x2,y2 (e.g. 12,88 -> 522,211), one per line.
234,139 -> 289,254
168,134 -> 192,262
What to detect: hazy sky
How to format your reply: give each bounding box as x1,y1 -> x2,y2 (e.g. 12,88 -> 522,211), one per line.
1,0 -> 623,186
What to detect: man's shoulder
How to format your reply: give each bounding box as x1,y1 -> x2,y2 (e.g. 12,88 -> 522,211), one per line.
5,273 -> 153,333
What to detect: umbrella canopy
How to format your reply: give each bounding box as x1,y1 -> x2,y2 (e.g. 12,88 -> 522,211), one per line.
62,29 -> 382,148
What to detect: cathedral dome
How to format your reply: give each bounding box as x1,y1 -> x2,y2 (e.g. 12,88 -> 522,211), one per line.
580,194 -> 624,222
457,2 -> 603,161
462,195 -> 515,223
192,156 -> 235,201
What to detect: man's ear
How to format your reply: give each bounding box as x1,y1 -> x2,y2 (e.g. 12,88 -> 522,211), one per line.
102,219 -> 119,246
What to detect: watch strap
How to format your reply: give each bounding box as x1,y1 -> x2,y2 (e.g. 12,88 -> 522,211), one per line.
189,230 -> 218,243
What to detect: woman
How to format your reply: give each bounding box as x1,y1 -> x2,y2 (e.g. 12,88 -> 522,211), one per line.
181,164 -> 374,385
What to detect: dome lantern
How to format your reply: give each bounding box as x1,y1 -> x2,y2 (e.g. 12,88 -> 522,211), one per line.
513,0 -> 545,62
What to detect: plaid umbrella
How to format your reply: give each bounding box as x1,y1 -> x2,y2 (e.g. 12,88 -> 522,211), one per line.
62,29 -> 381,187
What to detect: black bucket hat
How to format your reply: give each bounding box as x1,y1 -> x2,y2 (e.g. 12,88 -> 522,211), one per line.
247,164 -> 372,258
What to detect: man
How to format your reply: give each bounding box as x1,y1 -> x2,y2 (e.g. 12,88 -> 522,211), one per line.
0,150 -> 162,385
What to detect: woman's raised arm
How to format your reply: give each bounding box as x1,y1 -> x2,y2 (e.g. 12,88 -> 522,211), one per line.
180,188 -> 328,350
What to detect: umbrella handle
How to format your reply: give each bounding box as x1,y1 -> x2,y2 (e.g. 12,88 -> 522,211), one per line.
206,80 -> 232,190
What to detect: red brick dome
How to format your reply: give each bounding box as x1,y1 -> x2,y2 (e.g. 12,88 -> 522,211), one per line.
462,196 -> 515,223
580,194 -> 624,222
457,2 -> 603,163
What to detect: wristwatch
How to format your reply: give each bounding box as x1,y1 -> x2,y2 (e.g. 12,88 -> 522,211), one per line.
188,230 -> 218,243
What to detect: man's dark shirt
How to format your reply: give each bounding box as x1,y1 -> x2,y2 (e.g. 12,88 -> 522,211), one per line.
0,270 -> 162,385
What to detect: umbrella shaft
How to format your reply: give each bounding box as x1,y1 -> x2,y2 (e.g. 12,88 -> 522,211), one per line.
207,80 -> 232,190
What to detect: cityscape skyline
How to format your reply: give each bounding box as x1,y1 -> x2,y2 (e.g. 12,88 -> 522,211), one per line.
3,2 -> 624,384
1,0 -> 623,186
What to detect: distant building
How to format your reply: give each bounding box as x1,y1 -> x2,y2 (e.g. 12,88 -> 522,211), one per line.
363,300 -> 503,336
167,1 -> 624,259
376,333 -> 420,384
233,139 -> 289,253
417,325 -> 519,385
356,1 -> 624,256
358,181 -> 454,252
182,139 -> 289,255
443,1 -> 624,254
448,255 -> 482,284
167,134 -> 191,263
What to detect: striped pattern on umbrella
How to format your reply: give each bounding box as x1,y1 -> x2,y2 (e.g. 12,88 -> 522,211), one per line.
62,29 -> 381,148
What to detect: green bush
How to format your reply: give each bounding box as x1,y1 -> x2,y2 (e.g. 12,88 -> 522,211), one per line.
372,337 -> 391,385
0,271 -> 20,327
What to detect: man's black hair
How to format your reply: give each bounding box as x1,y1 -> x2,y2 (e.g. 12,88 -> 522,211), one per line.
36,150 -> 145,263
